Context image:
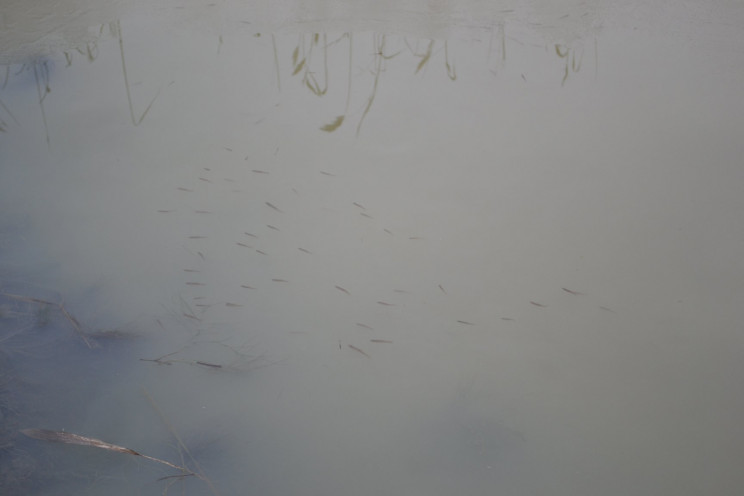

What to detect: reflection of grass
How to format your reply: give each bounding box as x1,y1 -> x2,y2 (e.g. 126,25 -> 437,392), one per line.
356,33 -> 387,135
113,20 -> 161,126
0,96 -> 19,134
0,20 -> 159,142
319,32 -> 353,133
413,39 -> 434,73
272,34 -> 281,91
285,33 -> 461,135
290,32 -> 329,96
64,36 -> 102,66
445,42 -> 456,80
0,26 -> 106,140
555,43 -> 584,85
33,60 -> 51,147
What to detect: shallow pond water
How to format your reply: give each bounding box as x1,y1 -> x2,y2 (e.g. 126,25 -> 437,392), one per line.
2,1 -> 744,495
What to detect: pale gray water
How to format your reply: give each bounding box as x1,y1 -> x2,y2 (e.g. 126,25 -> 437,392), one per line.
1,1 -> 744,495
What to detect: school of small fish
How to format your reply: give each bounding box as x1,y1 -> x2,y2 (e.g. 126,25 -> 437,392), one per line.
157,153 -> 617,361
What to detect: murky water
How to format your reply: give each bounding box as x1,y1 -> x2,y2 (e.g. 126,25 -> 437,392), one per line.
2,1 -> 744,495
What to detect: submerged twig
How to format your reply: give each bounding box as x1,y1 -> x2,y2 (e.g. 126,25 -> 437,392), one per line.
20,428 -> 195,474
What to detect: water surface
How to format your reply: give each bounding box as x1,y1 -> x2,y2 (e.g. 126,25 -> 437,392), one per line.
1,1 -> 744,495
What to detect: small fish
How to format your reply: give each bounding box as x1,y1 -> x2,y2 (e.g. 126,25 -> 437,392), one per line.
272,278 -> 288,282
199,177 -> 212,183
244,232 -> 258,238
377,301 -> 395,306
457,320 -> 475,326
188,236 -> 207,239
157,210 -> 174,213
225,302 -> 242,308
177,187 -> 193,192
196,361 -> 222,368
370,339 -> 393,344
203,167 -> 211,171
530,301 -> 547,308
394,289 -> 410,294
183,313 -> 201,321
252,169 -> 269,174
195,303 -> 212,308
335,285 -> 351,295
562,287 -> 583,296
319,171 -> 335,176
240,285 -> 256,289
223,147 -> 232,152
384,229 -> 393,235
501,317 -> 514,321
356,323 -> 373,330
353,202 -> 366,210
360,213 -> 374,219
599,306 -> 616,313
255,249 -> 268,255
265,202 -> 283,213
348,344 -> 370,358
236,242 -> 252,248
266,225 -> 280,231
438,284 -> 447,294
185,282 -> 206,286
298,247 -> 312,254
197,251 -> 205,260
409,236 -> 423,240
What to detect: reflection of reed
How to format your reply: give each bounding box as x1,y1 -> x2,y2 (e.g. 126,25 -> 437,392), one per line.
284,33 -> 462,135
356,33 -> 387,135
113,20 -> 161,126
33,61 -> 51,147
272,34 -> 281,91
445,41 -> 456,80
64,33 -> 102,66
0,76 -> 20,134
555,43 -> 584,85
486,22 -> 507,76
290,32 -> 329,96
